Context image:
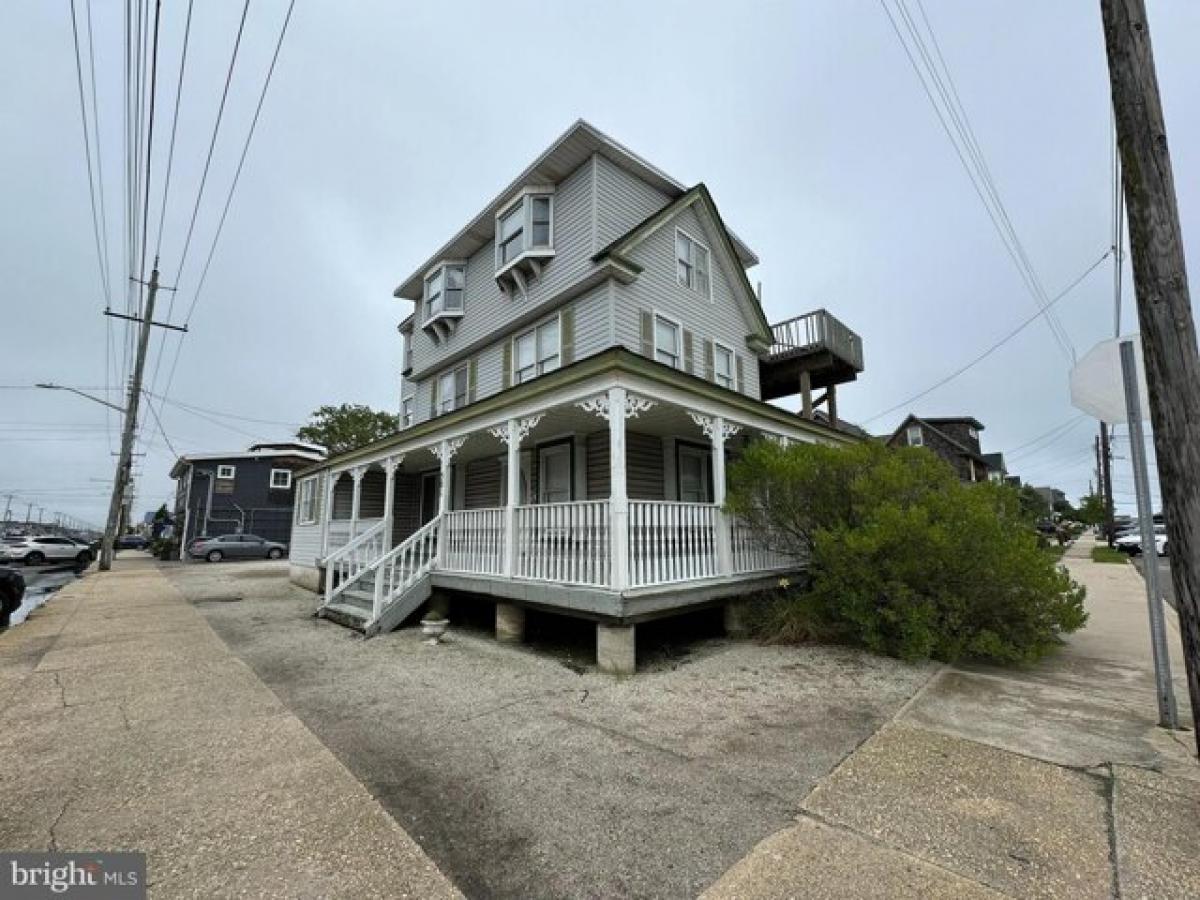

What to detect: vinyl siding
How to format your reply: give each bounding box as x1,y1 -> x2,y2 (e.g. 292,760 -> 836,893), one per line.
585,431 -> 664,501
613,204 -> 762,399
464,457 -> 503,509
593,153 -> 672,249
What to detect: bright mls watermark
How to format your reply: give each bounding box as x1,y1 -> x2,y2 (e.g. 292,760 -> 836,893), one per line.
1,853 -> 145,899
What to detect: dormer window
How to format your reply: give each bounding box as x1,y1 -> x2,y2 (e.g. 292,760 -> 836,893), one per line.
422,262 -> 465,342
495,187 -> 555,294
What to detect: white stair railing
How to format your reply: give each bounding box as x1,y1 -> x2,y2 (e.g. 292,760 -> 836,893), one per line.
370,515 -> 441,622
322,519 -> 389,608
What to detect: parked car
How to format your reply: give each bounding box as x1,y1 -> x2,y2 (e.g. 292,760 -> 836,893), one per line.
188,534 -> 287,563
116,534 -> 149,551
1115,525 -> 1168,556
0,536 -> 93,566
0,566 -> 25,628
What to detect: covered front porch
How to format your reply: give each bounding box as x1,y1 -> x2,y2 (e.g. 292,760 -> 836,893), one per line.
291,352 -> 852,672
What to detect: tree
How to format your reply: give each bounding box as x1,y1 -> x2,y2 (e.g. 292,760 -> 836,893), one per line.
297,404 -> 398,456
1018,485 -> 1051,523
726,441 -> 1088,664
1076,493 -> 1107,527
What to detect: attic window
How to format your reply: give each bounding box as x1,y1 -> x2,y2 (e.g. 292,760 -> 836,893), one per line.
495,188 -> 556,291
676,228 -> 711,298
906,425 -> 923,447
967,426 -> 978,440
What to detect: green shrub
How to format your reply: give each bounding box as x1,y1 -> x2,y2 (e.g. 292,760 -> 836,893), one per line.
726,441 -> 1087,665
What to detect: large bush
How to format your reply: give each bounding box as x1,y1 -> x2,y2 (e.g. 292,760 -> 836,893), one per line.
726,440 -> 1087,664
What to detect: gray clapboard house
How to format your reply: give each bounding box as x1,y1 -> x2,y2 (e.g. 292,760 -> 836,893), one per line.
288,121 -> 864,673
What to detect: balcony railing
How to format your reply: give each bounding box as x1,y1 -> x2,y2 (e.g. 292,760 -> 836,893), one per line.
769,309 -> 863,372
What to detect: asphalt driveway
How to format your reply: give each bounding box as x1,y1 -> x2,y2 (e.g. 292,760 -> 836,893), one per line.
165,561 -> 934,899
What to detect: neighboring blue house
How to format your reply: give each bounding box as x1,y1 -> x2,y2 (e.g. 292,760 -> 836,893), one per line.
171,442 -> 326,550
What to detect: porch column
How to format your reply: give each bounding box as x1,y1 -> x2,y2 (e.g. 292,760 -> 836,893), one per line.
711,416 -> 734,576
374,455 -> 403,620
505,419 -> 520,577
429,437 -> 465,570
321,471 -> 337,557
349,465 -> 367,540
609,387 -> 629,591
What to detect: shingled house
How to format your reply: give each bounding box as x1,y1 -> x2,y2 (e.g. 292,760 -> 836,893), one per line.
885,415 -> 991,483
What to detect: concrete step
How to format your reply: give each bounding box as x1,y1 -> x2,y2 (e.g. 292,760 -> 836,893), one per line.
319,602 -> 369,633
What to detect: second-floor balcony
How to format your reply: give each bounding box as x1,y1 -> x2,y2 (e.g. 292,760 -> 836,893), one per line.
759,308 -> 864,402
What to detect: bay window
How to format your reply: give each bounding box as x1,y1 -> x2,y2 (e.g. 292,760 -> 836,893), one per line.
495,189 -> 554,274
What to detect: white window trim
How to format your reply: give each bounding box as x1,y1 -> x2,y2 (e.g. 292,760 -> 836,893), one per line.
298,479 -> 317,525
401,396 -> 414,428
652,310 -> 684,370
712,339 -> 736,388
270,469 -> 292,490
906,425 -> 923,447
216,465 -> 236,480
512,313 -> 562,384
495,186 -> 556,277
675,226 -> 713,301
967,427 -> 978,440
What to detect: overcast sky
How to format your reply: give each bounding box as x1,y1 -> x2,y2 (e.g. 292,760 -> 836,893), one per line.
2,0 -> 1198,528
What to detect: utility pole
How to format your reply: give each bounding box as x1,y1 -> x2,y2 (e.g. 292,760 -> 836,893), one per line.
1100,422 -> 1115,543
100,265 -> 161,570
1102,0 -> 1200,748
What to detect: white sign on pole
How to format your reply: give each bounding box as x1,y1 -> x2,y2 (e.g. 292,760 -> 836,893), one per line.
1069,335 -> 1151,423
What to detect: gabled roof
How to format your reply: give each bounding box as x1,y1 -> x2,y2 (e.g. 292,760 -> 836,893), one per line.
922,416 -> 986,431
592,183 -> 773,346
393,120 -> 759,302
889,413 -> 989,464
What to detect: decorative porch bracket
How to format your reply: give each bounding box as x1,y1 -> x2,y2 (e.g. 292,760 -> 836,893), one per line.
487,414 -> 543,446
575,392 -> 656,421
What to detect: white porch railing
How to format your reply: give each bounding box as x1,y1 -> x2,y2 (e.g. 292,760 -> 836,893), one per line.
323,519 -> 388,607
371,516 -> 440,621
442,508 -> 505,576
730,518 -> 795,574
629,501 -> 719,588
515,500 -> 611,587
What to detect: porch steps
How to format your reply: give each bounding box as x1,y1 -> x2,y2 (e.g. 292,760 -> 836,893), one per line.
319,602 -> 370,633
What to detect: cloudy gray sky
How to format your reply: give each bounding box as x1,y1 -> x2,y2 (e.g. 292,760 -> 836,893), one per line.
2,0 -> 1198,527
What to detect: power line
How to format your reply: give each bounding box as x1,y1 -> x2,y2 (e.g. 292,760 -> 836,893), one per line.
142,389 -> 301,427
862,249 -> 1111,426
152,0 -> 194,261
1006,415 -> 1090,463
879,0 -> 1075,360
68,0 -> 111,309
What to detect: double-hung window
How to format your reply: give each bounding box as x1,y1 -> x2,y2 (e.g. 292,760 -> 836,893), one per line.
425,264 -> 465,320
297,479 -> 317,524
676,229 -> 710,297
401,327 -> 414,373
269,469 -> 292,490
906,425 -> 923,447
513,317 -> 560,384
495,191 -> 554,272
401,397 -> 413,428
438,366 -> 469,415
713,342 -> 735,389
654,315 -> 681,368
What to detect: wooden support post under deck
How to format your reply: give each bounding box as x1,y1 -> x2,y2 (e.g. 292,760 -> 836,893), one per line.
800,370 -> 813,419
504,418 -> 520,577
827,384 -> 838,429
609,386 -> 630,591
712,416 -> 733,575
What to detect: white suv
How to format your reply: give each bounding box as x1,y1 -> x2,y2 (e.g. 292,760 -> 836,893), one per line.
0,536 -> 94,566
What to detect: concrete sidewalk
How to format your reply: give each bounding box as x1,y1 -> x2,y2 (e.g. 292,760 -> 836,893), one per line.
0,557 -> 460,899
705,538 -> 1200,899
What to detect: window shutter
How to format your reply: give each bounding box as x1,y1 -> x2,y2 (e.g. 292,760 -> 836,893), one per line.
468,357 -> 478,403
683,329 -> 694,374
639,310 -> 653,357
502,341 -> 512,389
735,355 -> 745,393
703,339 -> 715,380
430,377 -> 440,419
560,306 -> 575,365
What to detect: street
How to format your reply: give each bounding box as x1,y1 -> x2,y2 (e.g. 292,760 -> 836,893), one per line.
1132,554 -> 1177,611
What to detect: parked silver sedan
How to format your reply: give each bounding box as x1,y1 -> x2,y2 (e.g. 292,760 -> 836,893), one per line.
189,534 -> 287,563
